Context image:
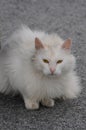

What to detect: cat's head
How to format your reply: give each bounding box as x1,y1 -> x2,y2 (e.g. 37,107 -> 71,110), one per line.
33,37 -> 75,77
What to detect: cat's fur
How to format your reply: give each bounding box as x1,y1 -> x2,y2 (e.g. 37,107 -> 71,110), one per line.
0,26 -> 81,109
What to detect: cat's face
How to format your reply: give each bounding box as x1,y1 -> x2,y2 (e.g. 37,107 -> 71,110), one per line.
34,38 -> 75,77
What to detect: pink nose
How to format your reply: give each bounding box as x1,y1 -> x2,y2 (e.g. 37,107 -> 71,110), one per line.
50,68 -> 55,74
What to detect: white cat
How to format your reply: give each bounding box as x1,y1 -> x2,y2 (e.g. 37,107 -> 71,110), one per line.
0,26 -> 81,109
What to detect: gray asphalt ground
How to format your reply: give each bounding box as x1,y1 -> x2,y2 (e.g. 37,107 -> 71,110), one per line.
0,0 -> 86,130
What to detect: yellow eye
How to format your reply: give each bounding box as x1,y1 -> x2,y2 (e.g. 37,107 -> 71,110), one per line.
43,59 -> 49,63
57,60 -> 63,64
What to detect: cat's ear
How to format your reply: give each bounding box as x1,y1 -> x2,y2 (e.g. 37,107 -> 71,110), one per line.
35,37 -> 44,50
62,38 -> 72,50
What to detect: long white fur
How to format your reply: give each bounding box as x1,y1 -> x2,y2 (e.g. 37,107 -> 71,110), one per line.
0,26 -> 81,109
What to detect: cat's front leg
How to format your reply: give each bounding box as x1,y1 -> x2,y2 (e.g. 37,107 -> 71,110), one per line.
63,74 -> 81,99
24,97 -> 39,110
41,98 -> 54,107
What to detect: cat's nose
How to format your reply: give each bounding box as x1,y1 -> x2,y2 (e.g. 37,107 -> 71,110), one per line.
50,68 -> 55,74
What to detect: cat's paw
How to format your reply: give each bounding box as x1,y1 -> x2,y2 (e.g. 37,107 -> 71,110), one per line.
41,98 -> 54,107
60,96 -> 67,100
24,99 -> 39,110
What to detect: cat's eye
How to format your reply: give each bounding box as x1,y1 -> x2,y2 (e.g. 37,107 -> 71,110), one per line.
57,60 -> 63,64
43,59 -> 49,63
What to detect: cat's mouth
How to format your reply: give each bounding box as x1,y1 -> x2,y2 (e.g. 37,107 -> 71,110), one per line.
47,74 -> 57,78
